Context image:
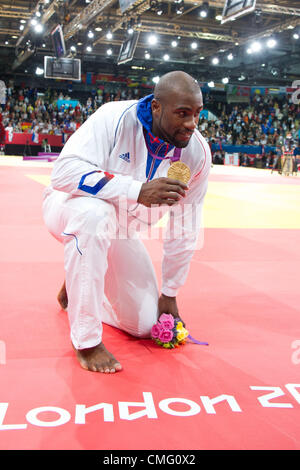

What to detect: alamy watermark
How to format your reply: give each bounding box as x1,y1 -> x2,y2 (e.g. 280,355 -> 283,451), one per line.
95,197 -> 205,251
291,80 -> 300,105
0,340 -> 6,365
291,340 -> 300,365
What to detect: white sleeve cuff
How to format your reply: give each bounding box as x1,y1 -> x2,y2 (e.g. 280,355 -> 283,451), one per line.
161,286 -> 178,297
127,179 -> 143,203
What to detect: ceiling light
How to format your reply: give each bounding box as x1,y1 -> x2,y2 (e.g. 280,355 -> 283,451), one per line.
267,38 -> 276,48
30,18 -> 38,26
212,57 -> 219,65
70,45 -> 76,52
107,48 -> 112,55
176,1 -> 184,15
293,33 -> 299,39
20,25 -> 24,30
191,42 -> 198,49
145,52 -> 151,59
20,19 -> 26,23
87,30 -> 94,38
222,77 -> 229,84
247,47 -> 253,54
34,23 -> 44,33
163,54 -> 169,61
171,40 -> 178,47
156,4 -> 164,15
200,2 -> 209,18
148,34 -> 158,45
215,15 -> 222,21
152,76 -> 160,84
127,18 -> 135,34
251,41 -> 262,52
106,31 -> 113,40
227,53 -> 233,60
86,45 -> 92,52
208,81 -> 214,87
35,67 -> 44,75
95,27 -> 102,32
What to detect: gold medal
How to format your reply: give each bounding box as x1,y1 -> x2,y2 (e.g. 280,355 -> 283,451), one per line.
167,161 -> 191,184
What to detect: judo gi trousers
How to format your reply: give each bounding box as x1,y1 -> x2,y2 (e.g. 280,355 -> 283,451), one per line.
43,189 -> 159,349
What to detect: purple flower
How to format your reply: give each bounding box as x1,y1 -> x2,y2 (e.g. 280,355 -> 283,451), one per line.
159,313 -> 175,330
151,323 -> 162,339
158,329 -> 174,343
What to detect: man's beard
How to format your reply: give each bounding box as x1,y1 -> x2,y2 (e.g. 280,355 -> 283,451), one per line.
157,116 -> 191,148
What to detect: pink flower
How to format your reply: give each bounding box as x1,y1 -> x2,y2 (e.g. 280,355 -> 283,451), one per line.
151,323 -> 162,339
159,313 -> 175,330
158,329 -> 174,343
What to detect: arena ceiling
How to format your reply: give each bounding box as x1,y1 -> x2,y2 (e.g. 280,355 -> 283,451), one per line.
0,0 -> 300,87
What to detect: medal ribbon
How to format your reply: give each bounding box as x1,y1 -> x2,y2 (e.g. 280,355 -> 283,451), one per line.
187,334 -> 209,346
143,128 -> 182,162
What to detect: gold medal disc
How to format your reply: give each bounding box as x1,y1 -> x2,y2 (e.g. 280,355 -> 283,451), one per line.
167,161 -> 191,184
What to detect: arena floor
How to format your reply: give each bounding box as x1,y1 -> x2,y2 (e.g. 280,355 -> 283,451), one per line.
0,156 -> 300,450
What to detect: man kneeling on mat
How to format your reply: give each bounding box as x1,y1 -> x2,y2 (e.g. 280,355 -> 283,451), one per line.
43,71 -> 211,373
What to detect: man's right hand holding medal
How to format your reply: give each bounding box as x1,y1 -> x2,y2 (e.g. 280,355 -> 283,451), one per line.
137,177 -> 188,207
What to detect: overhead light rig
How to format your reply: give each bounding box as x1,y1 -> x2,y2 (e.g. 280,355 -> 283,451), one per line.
5,0 -> 300,75
16,0 -> 60,48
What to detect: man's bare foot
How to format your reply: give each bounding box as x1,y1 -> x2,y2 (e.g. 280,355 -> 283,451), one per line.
72,342 -> 122,373
57,281 -> 68,310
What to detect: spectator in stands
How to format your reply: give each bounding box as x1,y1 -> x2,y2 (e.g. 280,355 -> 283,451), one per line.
0,114 -> 5,153
5,121 -> 13,142
42,138 -> 51,153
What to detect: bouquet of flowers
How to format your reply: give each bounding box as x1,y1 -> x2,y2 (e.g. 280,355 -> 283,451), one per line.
151,313 -> 189,349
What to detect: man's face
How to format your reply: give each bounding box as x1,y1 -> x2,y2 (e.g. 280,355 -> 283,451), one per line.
151,90 -> 203,148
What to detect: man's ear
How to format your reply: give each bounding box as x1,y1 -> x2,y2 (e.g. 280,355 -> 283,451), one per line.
151,98 -> 161,115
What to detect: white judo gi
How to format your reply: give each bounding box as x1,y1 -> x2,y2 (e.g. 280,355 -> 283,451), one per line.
43,95 -> 211,349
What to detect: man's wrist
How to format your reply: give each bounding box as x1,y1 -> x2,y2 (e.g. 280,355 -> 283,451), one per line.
161,293 -> 176,300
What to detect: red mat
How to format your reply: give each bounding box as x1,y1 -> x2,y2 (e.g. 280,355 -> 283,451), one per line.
0,165 -> 300,450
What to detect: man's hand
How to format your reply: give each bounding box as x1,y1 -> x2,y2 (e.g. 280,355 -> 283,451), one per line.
158,294 -> 185,327
137,177 -> 188,207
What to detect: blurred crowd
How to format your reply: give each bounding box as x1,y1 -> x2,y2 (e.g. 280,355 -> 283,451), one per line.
0,84 -> 143,137
200,94 -> 299,148
0,82 -> 299,167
